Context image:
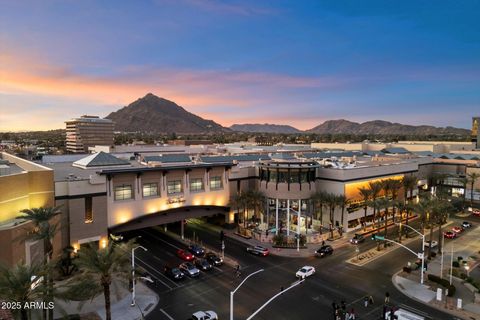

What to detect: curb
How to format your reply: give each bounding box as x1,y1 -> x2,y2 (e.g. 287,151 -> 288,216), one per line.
392,271 -> 479,319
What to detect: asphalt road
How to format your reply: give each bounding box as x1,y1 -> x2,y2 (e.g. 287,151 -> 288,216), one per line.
120,215 -> 479,320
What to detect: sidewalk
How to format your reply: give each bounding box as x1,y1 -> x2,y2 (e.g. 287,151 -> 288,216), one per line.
393,225 -> 480,319
54,280 -> 158,320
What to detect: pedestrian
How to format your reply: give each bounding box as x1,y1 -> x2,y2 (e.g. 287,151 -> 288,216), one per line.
344,310 -> 350,320
348,308 -> 356,320
322,240 -> 326,246
384,291 -> 390,304
340,299 -> 346,311
280,286 -> 284,292
364,296 -> 369,307
368,295 -> 374,305
235,265 -> 241,277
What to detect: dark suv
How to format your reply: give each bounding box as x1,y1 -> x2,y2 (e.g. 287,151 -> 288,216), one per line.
195,258 -> 213,271
350,234 -> 365,244
315,245 -> 333,257
205,252 -> 223,266
164,265 -> 185,281
188,245 -> 205,257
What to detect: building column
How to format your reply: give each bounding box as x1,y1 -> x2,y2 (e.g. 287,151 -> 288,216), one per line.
275,198 -> 279,236
135,174 -> 141,200
297,199 -> 301,236
266,200 -> 270,229
287,199 -> 290,236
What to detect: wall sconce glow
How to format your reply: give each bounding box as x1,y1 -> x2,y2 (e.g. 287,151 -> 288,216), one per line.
73,243 -> 79,253
101,238 -> 107,249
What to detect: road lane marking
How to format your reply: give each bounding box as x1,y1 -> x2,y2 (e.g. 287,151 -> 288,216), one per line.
159,308 -> 175,320
135,257 -> 175,290
213,266 -> 223,272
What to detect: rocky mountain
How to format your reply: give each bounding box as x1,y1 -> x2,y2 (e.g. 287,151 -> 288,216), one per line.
230,123 -> 301,134
307,119 -> 470,135
106,93 -> 227,133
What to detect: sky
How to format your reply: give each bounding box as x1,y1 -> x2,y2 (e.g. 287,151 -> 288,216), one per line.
1,0 -> 479,131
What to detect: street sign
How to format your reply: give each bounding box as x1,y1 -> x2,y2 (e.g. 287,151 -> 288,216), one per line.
417,252 -> 424,259
374,235 -> 385,241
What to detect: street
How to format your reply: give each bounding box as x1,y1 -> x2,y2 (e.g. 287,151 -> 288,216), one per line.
121,215 -> 479,320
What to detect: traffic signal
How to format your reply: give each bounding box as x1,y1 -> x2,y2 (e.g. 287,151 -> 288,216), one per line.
371,234 -> 376,240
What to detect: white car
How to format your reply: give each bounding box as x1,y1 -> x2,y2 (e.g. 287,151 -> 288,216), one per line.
296,266 -> 315,279
192,310 -> 218,320
423,240 -> 438,248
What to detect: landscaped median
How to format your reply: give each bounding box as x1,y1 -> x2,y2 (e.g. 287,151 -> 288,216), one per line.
346,233 -> 422,267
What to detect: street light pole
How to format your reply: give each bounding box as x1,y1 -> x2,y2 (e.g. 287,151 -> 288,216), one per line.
230,269 -> 264,320
131,245 -> 148,307
397,222 -> 425,284
246,279 -> 305,320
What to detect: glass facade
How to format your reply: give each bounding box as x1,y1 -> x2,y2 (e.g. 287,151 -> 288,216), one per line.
259,167 -> 316,184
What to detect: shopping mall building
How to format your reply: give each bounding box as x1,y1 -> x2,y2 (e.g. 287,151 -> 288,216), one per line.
2,140 -> 480,265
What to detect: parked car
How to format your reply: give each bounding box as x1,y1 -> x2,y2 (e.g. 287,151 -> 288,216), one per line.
179,262 -> 200,277
462,221 -> 472,228
451,226 -> 464,233
350,234 -> 365,244
424,240 -> 438,248
205,252 -> 223,266
315,245 -> 333,257
295,266 -> 315,279
192,311 -> 218,320
194,258 -> 213,271
443,231 -> 457,239
177,249 -> 194,261
164,265 -> 185,281
188,244 -> 205,257
246,245 -> 269,256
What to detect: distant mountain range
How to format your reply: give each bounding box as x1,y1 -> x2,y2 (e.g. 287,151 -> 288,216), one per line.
230,123 -> 301,134
105,94 -> 469,136
106,93 -> 227,133
305,119 -> 470,135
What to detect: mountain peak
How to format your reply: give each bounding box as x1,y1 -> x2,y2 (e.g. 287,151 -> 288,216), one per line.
105,95 -> 227,133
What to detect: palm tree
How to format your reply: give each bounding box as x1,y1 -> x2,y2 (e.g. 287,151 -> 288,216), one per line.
17,206 -> 61,320
368,181 -> 382,230
467,172 -> 480,209
65,239 -> 134,320
337,194 -> 350,234
358,187 -> 371,231
435,199 -> 453,254
325,193 -> 339,239
246,190 -> 266,224
414,195 -> 433,236
402,175 -> 417,228
389,179 -> 403,225
229,192 -> 246,229
310,191 -> 328,225
0,262 -> 46,320
376,198 -> 391,248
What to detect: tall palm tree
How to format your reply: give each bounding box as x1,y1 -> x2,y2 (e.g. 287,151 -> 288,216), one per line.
435,199 -> 453,254
389,179 -> 403,225
17,206 -> 61,320
229,192 -> 246,229
402,175 -> 417,228
337,194 -> 350,234
358,187 -> 371,231
368,181 -> 382,230
310,191 -> 328,225
65,239 -> 135,320
0,262 -> 46,320
467,172 -> 480,208
325,193 -> 339,239
376,198 -> 391,248
248,190 -> 266,224
414,195 -> 433,236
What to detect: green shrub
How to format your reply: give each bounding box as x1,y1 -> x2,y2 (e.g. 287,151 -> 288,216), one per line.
427,274 -> 456,296
460,273 -> 467,280
431,252 -> 437,258
452,261 -> 460,268
403,266 -> 411,273
447,285 -> 456,297
470,255 -> 478,260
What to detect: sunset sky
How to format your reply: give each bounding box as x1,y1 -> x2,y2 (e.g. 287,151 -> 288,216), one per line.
1,0 -> 479,131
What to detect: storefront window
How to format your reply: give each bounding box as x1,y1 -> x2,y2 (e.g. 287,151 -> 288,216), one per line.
190,178 -> 204,192
142,183 -> 158,197
114,185 -> 132,200
167,180 -> 183,194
